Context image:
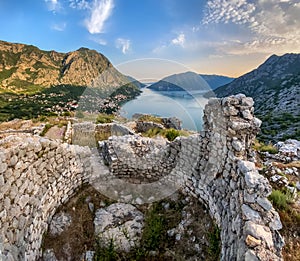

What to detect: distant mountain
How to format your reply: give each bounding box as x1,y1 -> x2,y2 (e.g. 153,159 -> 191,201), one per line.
148,71 -> 211,92
215,53 -> 300,141
0,40 -> 141,94
126,75 -> 146,88
199,74 -> 234,89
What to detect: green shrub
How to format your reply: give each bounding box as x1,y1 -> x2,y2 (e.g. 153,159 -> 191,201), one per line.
75,110 -> 84,118
96,113 -> 115,124
94,238 -> 118,261
144,127 -> 162,138
269,189 -> 293,211
164,128 -> 180,141
253,140 -> 278,154
144,127 -> 185,141
142,204 -> 166,251
207,225 -> 221,261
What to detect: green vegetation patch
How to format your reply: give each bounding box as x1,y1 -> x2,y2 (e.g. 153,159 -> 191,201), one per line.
253,140 -> 278,154
138,114 -> 163,124
144,127 -> 188,141
269,189 -> 294,211
96,113 -> 115,124
0,67 -> 17,80
40,123 -> 53,136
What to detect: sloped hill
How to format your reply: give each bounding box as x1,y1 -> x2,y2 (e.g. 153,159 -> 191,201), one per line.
215,53 -> 300,141
199,74 -> 234,89
0,40 -> 142,120
0,40 -> 141,94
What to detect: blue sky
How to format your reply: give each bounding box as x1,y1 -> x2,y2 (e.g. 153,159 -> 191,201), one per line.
0,0 -> 299,79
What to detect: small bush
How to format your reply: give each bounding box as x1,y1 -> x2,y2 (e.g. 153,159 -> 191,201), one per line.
142,204 -> 166,251
207,225 -> 221,261
164,128 -> 180,141
75,110 -> 84,118
144,127 -> 185,141
96,113 -> 114,124
94,238 -> 118,261
144,127 -> 162,138
253,140 -> 278,154
40,123 -> 53,136
269,189 -> 293,211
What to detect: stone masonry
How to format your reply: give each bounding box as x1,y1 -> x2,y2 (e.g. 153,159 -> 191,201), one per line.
100,94 -> 284,260
0,94 -> 284,260
0,135 -> 91,260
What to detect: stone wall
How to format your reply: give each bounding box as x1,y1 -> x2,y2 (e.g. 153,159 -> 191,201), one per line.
0,94 -> 284,260
0,135 -> 91,260
100,94 -> 284,260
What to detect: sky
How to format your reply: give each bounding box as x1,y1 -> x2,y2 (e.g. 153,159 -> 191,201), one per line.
0,0 -> 300,80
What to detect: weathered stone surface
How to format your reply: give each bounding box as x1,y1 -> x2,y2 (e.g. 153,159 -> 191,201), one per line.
242,204 -> 262,222
244,221 -> 274,249
49,212 -> 72,236
256,197 -> 273,211
245,249 -> 260,261
246,234 -> 262,247
43,249 -> 58,261
94,203 -> 144,252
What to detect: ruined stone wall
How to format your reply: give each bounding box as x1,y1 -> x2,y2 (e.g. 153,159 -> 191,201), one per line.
0,94 -> 284,260
100,135 -> 179,182
101,94 -> 284,260
0,135 -> 91,260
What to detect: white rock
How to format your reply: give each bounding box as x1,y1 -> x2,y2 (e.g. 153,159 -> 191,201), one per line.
242,204 -> 261,222
94,203 -> 144,252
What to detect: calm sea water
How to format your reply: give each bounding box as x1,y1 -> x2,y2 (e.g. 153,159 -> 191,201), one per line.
120,88 -> 209,131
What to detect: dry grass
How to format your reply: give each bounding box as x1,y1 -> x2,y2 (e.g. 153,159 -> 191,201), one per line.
0,119 -> 40,131
41,185 -> 115,260
42,186 -> 220,261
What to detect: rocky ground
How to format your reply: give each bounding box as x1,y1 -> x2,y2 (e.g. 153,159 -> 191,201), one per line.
255,139 -> 300,260
40,185 -> 220,261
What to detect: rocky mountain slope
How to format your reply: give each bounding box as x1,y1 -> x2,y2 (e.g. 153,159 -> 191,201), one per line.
0,40 -> 140,94
0,40 -> 142,120
215,53 -> 300,141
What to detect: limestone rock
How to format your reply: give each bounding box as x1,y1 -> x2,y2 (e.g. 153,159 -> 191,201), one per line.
94,203 -> 144,252
246,234 -> 262,247
49,212 -> 72,236
43,249 -> 58,261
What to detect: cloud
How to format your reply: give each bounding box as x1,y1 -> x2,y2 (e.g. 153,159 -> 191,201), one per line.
69,0 -> 90,10
51,22 -> 67,31
45,0 -> 61,12
202,0 -> 300,54
202,0 -> 256,25
91,37 -> 107,46
171,33 -> 185,47
115,38 -> 131,54
84,0 -> 114,34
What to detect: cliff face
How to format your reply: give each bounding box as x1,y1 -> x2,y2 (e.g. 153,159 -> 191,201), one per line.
0,40 -> 131,93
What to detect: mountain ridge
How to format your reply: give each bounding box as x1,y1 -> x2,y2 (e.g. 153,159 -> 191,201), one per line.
148,71 -> 233,92
215,53 -> 300,141
0,40 -> 142,120
0,40 -> 142,94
